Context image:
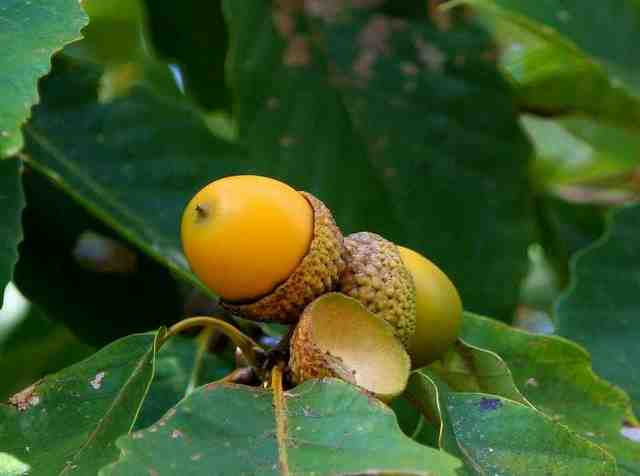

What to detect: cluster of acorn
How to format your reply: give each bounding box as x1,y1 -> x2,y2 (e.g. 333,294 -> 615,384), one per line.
181,176 -> 462,401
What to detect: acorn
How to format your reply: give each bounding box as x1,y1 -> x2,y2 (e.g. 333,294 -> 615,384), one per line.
398,246 -> 463,368
339,232 -> 416,346
181,175 -> 346,323
289,292 -> 410,402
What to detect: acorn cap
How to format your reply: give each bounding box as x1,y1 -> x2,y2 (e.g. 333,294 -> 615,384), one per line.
289,292 -> 410,402
339,232 -> 416,346
222,192 -> 346,323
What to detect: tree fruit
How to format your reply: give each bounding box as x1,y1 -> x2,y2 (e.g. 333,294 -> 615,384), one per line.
181,175 -> 346,323
398,246 -> 462,368
289,292 -> 410,402
339,232 -> 416,346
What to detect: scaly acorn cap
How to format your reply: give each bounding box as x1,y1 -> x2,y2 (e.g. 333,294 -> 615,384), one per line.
289,292 -> 410,402
339,232 -> 416,346
222,192 -> 346,323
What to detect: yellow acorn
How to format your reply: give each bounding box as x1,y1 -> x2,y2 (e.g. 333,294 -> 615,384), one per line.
398,246 -> 462,368
181,175 -> 346,323
339,232 -> 416,346
289,292 -> 410,402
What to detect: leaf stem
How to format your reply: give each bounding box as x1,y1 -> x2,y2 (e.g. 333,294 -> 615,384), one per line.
185,325 -> 218,395
161,316 -> 264,367
272,363 -> 290,476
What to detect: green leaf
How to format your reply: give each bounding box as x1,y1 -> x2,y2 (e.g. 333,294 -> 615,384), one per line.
534,194 -> 606,284
23,56 -> 242,295
489,0 -> 640,93
0,452 -> 30,476
79,0 -> 147,65
134,335 -> 232,431
225,0 -> 534,319
390,395 -> 440,447
0,306 -> 94,401
102,379 -> 461,475
526,116 -> 640,186
463,312 -> 640,475
407,371 -> 618,476
466,0 -> 640,189
69,0 -> 184,103
0,0 -> 87,157
457,0 -> 640,186
0,331 -> 161,476
429,339 -> 529,405
461,0 -> 640,122
557,204 -> 640,417
0,158 -> 25,307
14,170 -> 184,346
143,0 -> 231,110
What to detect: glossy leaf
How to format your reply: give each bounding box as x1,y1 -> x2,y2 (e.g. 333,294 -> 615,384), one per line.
557,204 -> 640,417
0,331 -> 160,475
407,371 -> 618,475
0,158 -> 25,307
390,395 -> 440,447
225,0 -> 534,319
134,335 -> 232,431
462,0 -> 640,121
79,0 -> 148,65
489,0 -> 640,93
0,0 -> 87,157
459,0 -> 640,186
429,339 -> 529,404
463,312 -> 640,475
534,193 -> 606,283
102,379 -> 461,475
143,0 -> 231,110
0,306 -> 94,401
525,115 -> 640,187
14,170 -> 184,346
23,56 -> 242,295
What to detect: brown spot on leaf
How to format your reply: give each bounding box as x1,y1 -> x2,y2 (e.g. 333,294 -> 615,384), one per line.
353,51 -> 378,80
400,61 -> 418,76
414,36 -> 446,73
352,14 -> 394,80
8,384 -> 40,412
267,97 -> 281,110
283,34 -> 311,66
358,15 -> 392,55
481,48 -> 499,63
525,377 -> 539,387
304,0 -> 345,22
273,10 -> 296,37
280,136 -> 297,147
428,0 -> 452,31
